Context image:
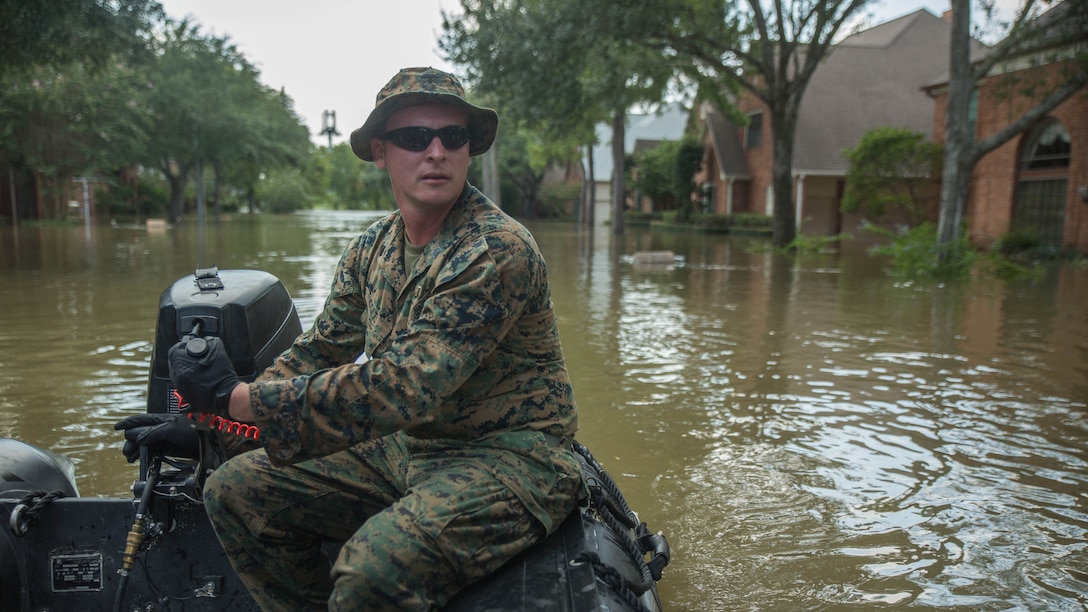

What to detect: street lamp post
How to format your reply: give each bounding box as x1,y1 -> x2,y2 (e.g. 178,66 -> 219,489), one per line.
320,110 -> 341,149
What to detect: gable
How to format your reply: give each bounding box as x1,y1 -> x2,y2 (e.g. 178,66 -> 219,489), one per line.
704,107 -> 749,179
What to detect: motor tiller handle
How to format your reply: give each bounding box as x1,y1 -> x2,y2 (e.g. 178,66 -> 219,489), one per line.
175,319 -> 259,440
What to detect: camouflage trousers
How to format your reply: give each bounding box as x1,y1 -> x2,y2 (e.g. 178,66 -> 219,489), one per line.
202,430 -> 584,611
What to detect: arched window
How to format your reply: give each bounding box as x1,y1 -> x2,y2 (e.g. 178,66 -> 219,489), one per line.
1020,119 -> 1071,171
1013,118 -> 1071,250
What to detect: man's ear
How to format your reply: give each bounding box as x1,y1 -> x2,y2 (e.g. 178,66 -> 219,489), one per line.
371,138 -> 386,169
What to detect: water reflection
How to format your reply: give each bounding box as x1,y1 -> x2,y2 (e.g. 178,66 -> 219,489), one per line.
539,228 -> 1087,610
1,212 -> 1086,610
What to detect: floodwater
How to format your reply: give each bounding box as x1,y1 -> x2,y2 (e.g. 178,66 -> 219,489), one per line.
1,210 -> 1086,611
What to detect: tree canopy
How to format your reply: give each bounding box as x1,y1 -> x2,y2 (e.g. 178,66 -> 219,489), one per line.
630,137 -> 704,216
443,0 -> 881,245
0,1 -> 314,222
842,127 -> 943,229
641,0 -> 875,247
141,19 -> 312,220
0,0 -> 162,78
441,0 -> 681,233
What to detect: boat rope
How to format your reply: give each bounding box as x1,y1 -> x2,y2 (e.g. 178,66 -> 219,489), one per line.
8,489 -> 66,536
587,487 -> 656,593
574,441 -> 637,527
573,441 -> 670,596
573,551 -> 653,612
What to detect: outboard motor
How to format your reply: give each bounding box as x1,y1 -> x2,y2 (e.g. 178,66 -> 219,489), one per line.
148,267 -> 302,418
143,267 -> 302,478
0,268 -> 303,612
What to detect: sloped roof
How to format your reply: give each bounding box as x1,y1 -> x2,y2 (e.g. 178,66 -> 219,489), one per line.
926,1 -> 1075,87
588,102 -> 688,180
704,106 -> 749,179
633,139 -> 660,155
837,11 -> 918,48
792,9 -> 958,174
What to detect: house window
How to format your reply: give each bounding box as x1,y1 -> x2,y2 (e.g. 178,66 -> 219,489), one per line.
1020,119 -> 1071,171
1013,118 -> 1071,250
746,113 -> 762,149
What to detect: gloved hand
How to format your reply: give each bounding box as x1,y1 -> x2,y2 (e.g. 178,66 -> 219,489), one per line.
114,413 -> 200,463
168,335 -> 240,416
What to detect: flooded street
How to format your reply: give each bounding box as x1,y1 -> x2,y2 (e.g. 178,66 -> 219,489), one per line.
1,210 -> 1086,610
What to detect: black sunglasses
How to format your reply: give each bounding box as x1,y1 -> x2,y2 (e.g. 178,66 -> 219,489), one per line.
379,125 -> 470,152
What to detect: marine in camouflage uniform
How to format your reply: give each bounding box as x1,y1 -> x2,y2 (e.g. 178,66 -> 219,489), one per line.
190,67 -> 585,611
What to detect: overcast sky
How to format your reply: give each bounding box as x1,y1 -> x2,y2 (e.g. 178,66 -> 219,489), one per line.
156,0 -> 967,147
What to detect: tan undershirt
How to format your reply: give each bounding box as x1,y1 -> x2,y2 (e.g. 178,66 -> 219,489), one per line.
404,241 -> 424,273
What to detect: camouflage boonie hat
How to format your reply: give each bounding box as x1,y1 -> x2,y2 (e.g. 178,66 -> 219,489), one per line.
350,67 -> 498,162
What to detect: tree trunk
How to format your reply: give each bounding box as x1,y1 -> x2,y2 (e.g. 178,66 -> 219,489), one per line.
7,166 -> 18,227
584,143 -> 596,228
194,158 -> 206,228
611,109 -> 625,235
212,162 -> 223,216
770,105 -> 797,248
32,171 -> 43,220
482,145 -> 501,208
936,0 -> 974,255
165,164 -> 187,223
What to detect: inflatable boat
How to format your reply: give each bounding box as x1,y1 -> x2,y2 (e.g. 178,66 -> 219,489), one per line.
0,269 -> 669,611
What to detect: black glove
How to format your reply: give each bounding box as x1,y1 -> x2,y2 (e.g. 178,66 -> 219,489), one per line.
114,413 -> 200,463
168,335 -> 240,415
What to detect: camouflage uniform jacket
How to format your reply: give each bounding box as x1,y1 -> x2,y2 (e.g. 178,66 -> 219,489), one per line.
248,184 -> 579,470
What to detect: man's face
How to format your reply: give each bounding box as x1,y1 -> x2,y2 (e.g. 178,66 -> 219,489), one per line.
371,103 -> 471,215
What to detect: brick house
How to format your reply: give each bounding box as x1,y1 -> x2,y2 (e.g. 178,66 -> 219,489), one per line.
694,9 -> 984,236
924,5 -> 1088,253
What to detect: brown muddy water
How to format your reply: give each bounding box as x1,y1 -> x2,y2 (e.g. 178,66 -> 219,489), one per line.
1,210 -> 1085,610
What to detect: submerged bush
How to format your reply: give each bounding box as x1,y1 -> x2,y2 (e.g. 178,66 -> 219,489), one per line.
867,222 -> 975,279
690,213 -> 730,229
729,213 -> 773,227
256,170 -> 314,214
785,232 -> 851,253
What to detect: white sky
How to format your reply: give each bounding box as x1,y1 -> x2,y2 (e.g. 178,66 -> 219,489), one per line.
157,0 -> 969,147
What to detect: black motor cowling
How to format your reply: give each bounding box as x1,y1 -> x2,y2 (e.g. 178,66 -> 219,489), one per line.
147,267 -> 303,418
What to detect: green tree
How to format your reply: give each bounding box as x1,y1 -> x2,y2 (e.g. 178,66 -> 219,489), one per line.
842,127 -> 942,228
255,167 -> 312,214
356,163 -> 397,211
441,0 -> 678,233
215,85 -> 313,214
139,19 -> 310,221
313,143 -> 396,210
936,0 -> 1088,260
0,0 -> 162,78
0,0 -> 161,220
630,137 -> 704,218
0,3 -> 319,223
0,61 -> 152,219
643,0 -> 874,248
